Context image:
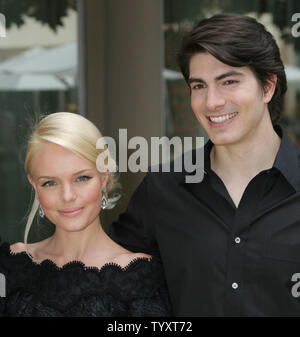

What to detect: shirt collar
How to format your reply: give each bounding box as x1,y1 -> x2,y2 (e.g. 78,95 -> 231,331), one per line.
202,125 -> 300,191
273,125 -> 299,191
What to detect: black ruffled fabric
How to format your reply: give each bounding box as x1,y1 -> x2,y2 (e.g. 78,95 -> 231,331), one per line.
0,241 -> 172,317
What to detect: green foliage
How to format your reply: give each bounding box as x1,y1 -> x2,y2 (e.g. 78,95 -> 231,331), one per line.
164,0 -> 300,32
0,0 -> 76,31
164,0 -> 300,56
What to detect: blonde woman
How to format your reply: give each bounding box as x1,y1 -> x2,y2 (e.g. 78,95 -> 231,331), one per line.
0,112 -> 171,317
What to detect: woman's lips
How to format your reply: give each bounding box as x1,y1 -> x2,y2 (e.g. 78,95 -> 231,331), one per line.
58,207 -> 84,217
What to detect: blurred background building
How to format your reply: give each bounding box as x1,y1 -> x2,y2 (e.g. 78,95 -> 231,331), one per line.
1,0 -> 300,243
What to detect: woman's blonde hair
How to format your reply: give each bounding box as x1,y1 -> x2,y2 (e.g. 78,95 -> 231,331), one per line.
24,112 -> 120,247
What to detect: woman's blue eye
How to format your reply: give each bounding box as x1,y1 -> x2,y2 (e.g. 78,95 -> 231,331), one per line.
77,176 -> 92,182
41,176 -> 92,186
41,181 -> 56,187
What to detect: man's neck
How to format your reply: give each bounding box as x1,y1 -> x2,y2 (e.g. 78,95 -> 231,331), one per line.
210,123 -> 281,183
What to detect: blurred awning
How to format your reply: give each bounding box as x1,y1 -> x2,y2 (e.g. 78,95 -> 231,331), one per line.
164,65 -> 300,87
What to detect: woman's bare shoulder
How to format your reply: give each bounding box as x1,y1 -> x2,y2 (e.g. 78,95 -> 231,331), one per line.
131,252 -> 152,260
10,242 -> 26,254
113,252 -> 152,268
10,239 -> 50,255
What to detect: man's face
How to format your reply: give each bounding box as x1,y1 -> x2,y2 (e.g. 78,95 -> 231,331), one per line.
189,52 -> 275,146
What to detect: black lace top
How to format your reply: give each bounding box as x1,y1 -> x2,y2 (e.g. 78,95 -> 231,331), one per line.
0,242 -> 172,317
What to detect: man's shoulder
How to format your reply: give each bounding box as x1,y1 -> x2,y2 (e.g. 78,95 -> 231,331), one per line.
146,147 -> 204,183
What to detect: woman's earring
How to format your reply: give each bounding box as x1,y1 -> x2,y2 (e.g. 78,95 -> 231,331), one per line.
39,205 -> 45,218
101,188 -> 108,210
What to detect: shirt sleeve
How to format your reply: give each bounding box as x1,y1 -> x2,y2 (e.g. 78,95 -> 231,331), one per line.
108,173 -> 159,256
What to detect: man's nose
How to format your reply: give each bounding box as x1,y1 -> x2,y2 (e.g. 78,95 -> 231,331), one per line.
205,86 -> 226,112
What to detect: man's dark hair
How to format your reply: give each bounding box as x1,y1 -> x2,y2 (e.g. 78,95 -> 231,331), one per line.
177,13 -> 287,125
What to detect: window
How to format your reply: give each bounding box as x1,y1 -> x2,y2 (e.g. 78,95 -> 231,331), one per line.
0,0 -> 78,242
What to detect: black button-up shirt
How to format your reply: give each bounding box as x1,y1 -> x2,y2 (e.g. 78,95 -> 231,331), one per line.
109,126 -> 300,316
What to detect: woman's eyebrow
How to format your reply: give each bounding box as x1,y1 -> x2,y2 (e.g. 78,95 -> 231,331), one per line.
37,169 -> 93,180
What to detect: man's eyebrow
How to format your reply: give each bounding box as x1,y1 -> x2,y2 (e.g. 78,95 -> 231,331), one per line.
37,169 -> 93,180
215,70 -> 244,81
188,70 -> 244,85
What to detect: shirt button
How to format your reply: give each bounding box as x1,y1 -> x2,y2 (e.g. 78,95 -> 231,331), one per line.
235,237 -> 241,244
232,282 -> 239,289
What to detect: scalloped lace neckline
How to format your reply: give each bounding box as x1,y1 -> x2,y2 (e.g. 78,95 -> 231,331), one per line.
6,242 -> 153,274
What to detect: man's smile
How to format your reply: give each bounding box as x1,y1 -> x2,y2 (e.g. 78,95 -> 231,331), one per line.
206,111 -> 239,127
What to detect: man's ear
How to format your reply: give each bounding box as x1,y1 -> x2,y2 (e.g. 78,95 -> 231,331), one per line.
263,74 -> 277,104
27,174 -> 37,191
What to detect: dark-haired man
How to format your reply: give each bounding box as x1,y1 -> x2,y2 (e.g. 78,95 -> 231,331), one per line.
109,13 -> 300,316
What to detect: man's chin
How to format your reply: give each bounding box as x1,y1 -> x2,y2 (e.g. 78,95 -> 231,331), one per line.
209,134 -> 241,146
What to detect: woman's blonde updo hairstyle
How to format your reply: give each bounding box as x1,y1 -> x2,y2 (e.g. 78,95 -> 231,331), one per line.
24,112 -> 120,246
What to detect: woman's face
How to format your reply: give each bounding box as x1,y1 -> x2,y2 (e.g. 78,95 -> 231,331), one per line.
28,142 -> 109,233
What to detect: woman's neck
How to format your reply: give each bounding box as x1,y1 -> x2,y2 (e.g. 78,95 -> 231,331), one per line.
42,218 -> 121,263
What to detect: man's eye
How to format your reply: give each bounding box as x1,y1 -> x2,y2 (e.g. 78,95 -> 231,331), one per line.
77,176 -> 92,182
191,84 -> 205,90
41,181 -> 56,187
223,80 -> 238,85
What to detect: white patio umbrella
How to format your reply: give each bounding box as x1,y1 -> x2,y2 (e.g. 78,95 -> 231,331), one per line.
2,41 -> 76,81
285,65 -> 300,83
163,68 -> 183,80
0,47 -> 45,72
0,72 -> 67,111
0,42 -> 77,88
0,44 -> 75,110
0,72 -> 67,91
164,65 -> 300,83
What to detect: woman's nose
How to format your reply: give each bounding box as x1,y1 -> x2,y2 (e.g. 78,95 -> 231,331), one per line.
61,184 -> 76,202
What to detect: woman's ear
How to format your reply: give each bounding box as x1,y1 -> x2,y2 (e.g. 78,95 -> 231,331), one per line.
263,74 -> 277,104
101,171 -> 111,190
27,174 -> 37,191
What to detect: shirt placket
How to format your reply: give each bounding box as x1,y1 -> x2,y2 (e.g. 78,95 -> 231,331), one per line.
223,173 -> 266,316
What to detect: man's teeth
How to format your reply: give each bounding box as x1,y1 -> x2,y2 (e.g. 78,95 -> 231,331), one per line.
209,112 -> 238,123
